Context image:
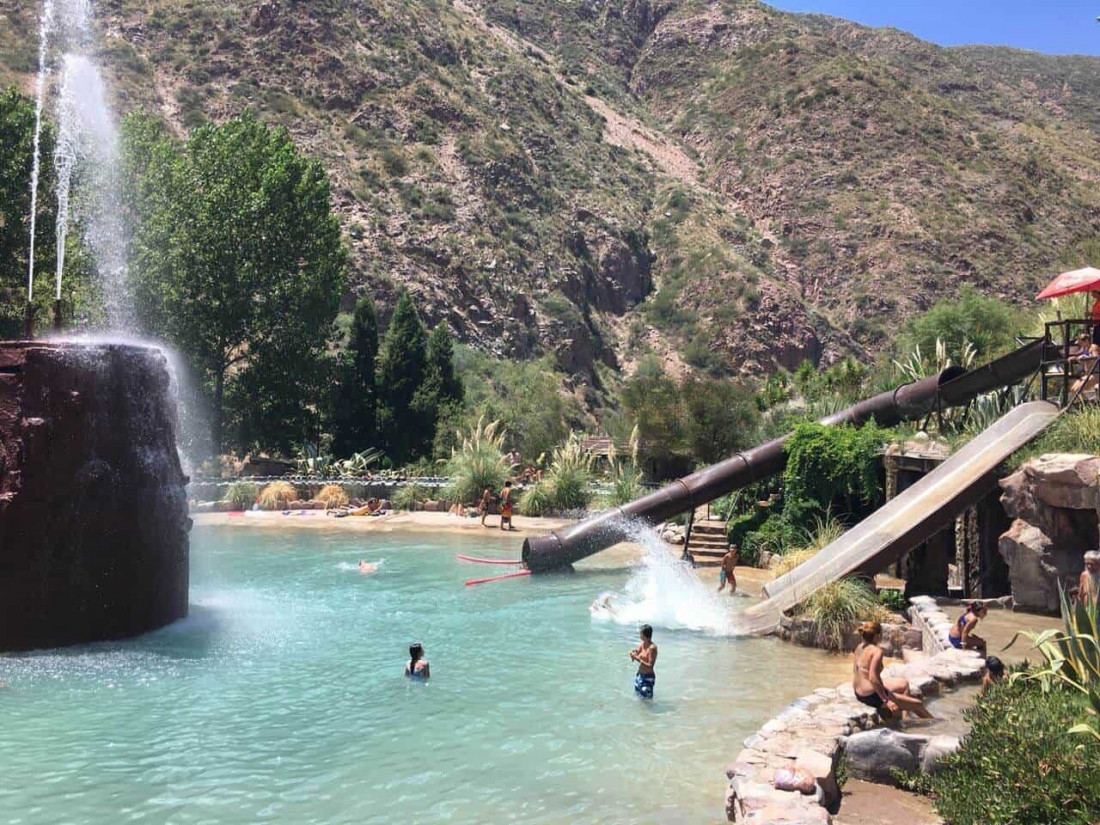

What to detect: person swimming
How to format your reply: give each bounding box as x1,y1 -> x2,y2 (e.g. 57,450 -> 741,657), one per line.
405,642 -> 430,680
947,601 -> 988,655
358,560 -> 378,575
590,594 -> 617,617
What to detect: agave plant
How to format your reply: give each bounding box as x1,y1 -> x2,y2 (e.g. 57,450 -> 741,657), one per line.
892,338 -> 978,383
296,442 -> 334,477
336,448 -> 385,478
443,415 -> 509,505
1007,585 -> 1100,740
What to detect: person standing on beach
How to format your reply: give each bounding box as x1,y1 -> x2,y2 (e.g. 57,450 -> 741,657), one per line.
630,624 -> 657,699
478,487 -> 493,527
718,544 -> 739,595
499,481 -> 515,531
1079,550 -> 1100,606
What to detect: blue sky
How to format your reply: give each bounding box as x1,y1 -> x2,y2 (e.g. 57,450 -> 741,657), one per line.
765,1 -> 1100,56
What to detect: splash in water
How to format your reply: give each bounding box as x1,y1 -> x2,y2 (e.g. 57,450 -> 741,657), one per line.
26,0 -> 55,307
595,518 -> 738,636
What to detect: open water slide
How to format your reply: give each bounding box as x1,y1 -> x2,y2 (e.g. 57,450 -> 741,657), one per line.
523,340 -> 1054,596
736,399 -> 1058,633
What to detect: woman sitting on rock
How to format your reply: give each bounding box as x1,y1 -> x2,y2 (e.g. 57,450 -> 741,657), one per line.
947,601 -> 988,656
853,620 -> 932,722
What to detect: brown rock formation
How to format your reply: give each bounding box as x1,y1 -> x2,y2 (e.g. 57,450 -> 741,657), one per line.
0,341 -> 190,651
998,454 -> 1099,613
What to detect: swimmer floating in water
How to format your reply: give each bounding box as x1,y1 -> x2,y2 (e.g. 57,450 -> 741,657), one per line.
590,594 -> 617,617
358,560 -> 378,575
405,642 -> 430,679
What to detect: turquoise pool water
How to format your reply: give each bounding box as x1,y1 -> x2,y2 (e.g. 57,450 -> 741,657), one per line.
0,526 -> 847,824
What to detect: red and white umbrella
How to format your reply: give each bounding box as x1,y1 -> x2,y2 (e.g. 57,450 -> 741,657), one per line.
1036,266 -> 1100,300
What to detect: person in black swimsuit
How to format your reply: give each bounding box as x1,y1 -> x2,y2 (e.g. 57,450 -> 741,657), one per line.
852,620 -> 932,722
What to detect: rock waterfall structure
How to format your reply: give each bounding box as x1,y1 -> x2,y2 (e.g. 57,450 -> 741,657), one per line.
0,341 -> 190,651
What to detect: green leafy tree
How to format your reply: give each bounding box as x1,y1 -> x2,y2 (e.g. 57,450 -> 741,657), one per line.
377,290 -> 429,463
620,369 -> 685,466
0,87 -> 56,335
125,112 -> 346,451
681,377 -> 759,464
425,323 -> 464,408
332,296 -> 380,457
900,287 -> 1025,363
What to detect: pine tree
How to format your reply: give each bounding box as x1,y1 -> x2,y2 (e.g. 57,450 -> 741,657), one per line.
332,296 -> 379,457
377,291 -> 428,463
425,324 -> 463,407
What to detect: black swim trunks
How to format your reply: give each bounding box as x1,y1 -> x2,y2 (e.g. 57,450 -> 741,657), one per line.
855,691 -> 885,710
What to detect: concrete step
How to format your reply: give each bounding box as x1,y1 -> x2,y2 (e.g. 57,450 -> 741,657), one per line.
692,524 -> 727,535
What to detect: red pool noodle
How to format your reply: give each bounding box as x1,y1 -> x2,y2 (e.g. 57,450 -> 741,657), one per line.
464,569 -> 532,587
455,554 -> 523,565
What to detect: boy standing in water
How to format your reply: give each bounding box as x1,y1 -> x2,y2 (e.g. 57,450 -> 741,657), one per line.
630,624 -> 657,699
718,544 -> 739,595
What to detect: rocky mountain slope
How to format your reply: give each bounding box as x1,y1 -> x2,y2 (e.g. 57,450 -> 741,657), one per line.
2,0 -> 1098,386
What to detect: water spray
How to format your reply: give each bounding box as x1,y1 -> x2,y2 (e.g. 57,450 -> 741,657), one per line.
26,0 -> 56,340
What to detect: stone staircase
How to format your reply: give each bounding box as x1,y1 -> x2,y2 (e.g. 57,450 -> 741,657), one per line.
688,519 -> 730,567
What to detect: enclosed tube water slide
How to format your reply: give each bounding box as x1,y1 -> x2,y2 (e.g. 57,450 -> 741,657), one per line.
522,339 -> 1047,573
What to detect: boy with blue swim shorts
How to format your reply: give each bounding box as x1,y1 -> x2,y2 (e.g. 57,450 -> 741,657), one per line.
630,624 -> 657,699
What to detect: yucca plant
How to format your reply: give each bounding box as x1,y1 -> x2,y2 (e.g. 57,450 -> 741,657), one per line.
443,415 -> 509,505
892,337 -> 977,383
296,443 -> 334,477
544,433 -> 597,511
1007,585 -> 1100,740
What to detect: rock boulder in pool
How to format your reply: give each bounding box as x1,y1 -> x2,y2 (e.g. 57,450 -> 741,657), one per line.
0,341 -> 190,651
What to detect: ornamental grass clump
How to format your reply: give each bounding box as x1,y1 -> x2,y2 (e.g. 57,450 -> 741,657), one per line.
443,415 -> 509,505
257,481 -> 298,510
793,577 -> 886,651
315,484 -> 349,509
544,434 -> 597,512
223,481 -> 259,510
770,514 -> 846,576
606,426 -> 644,507
392,483 -> 427,511
518,482 -> 551,517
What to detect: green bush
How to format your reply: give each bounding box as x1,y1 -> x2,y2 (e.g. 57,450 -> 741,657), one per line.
910,680 -> 1100,824
899,286 -> 1025,364
392,483 -> 427,511
783,422 -> 888,516
223,481 -> 259,510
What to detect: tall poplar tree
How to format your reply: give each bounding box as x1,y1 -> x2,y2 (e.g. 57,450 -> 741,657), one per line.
332,296 -> 380,457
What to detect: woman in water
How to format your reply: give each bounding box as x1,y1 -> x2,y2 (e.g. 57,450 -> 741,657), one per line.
852,620 -> 932,721
405,643 -> 430,680
947,601 -> 988,655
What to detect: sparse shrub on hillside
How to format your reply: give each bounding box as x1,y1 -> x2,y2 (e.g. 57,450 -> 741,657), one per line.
257,481 -> 298,511
899,287 -> 1026,364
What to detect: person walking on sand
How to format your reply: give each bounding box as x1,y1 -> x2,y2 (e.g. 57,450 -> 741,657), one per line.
478,487 -> 493,527
718,544 -> 739,595
630,624 -> 657,699
1079,550 -> 1100,607
499,481 -> 515,531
